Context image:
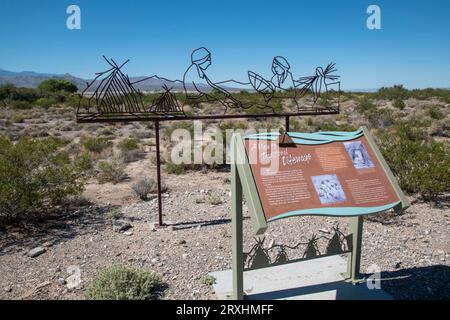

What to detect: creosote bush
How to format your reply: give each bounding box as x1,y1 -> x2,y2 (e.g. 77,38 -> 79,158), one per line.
377,124 -> 450,203
96,159 -> 127,184
85,265 -> 162,300
131,177 -> 168,201
0,135 -> 85,221
118,138 -> 140,151
82,137 -> 113,154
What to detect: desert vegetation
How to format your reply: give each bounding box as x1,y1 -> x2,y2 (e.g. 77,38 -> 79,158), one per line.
0,82 -> 449,299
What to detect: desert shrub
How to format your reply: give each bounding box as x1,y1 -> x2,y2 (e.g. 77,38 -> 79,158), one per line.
118,138 -> 139,151
356,96 -> 376,113
130,130 -> 152,140
365,108 -> 395,128
393,99 -> 406,110
11,113 -> 26,123
164,122 -> 195,141
377,126 -> 450,203
98,126 -> 117,137
38,79 -> 77,95
75,151 -> 94,175
426,105 -> 445,120
96,159 -> 127,184
253,118 -> 282,132
165,161 -> 186,175
82,137 -> 113,153
35,97 -> 58,108
376,85 -> 409,101
85,265 -> 162,300
0,135 -> 85,221
131,177 -> 168,200
207,193 -> 223,205
120,149 -> 144,163
218,120 -> 248,132
200,274 -> 215,286
106,208 -> 123,220
10,100 -> 33,110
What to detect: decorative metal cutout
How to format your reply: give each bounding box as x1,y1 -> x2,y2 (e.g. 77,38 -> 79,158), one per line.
76,48 -> 341,122
243,225 -> 351,270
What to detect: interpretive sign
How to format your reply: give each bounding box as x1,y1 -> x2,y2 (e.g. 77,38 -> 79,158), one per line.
229,127 -> 409,299
242,127 -> 408,222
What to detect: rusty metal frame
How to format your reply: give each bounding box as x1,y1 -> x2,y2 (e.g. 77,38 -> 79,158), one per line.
76,54 -> 341,226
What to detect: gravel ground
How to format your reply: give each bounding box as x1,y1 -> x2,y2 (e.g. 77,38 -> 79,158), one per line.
0,171 -> 449,300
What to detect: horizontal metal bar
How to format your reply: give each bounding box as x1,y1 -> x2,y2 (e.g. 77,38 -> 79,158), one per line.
76,110 -> 339,123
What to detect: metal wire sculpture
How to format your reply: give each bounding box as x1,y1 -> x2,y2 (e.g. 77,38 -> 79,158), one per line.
76,48 -> 341,122
243,225 -> 351,270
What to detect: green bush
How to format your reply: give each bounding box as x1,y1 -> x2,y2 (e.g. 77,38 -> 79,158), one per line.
0,135 -> 85,221
85,265 -> 162,300
377,126 -> 450,202
200,274 -> 216,286
131,177 -> 168,200
118,138 -> 139,151
393,99 -> 406,110
165,161 -> 186,175
96,159 -> 127,184
426,105 -> 445,120
38,79 -> 78,94
10,100 -> 33,110
82,137 -> 113,153
356,96 -> 376,113
376,85 -> 409,101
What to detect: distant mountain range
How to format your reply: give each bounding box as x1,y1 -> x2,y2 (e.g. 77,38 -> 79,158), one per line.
1,68 -> 448,93
0,68 -> 207,92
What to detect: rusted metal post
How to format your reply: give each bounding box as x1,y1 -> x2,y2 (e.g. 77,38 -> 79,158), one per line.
285,116 -> 290,132
155,120 -> 163,227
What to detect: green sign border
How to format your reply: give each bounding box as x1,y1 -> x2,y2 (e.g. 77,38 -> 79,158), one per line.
232,126 -> 410,234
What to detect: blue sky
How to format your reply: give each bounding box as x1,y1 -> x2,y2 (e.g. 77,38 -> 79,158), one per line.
0,0 -> 449,90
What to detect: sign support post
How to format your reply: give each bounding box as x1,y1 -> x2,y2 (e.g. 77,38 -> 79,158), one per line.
231,158 -> 244,300
343,216 -> 364,282
155,120 -> 163,227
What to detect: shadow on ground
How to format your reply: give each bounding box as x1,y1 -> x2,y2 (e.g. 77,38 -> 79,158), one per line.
361,265 -> 450,300
0,204 -> 118,256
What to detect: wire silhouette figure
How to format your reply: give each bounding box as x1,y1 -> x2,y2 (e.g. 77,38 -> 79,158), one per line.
183,47 -> 243,111
295,62 -> 340,105
77,56 -> 146,117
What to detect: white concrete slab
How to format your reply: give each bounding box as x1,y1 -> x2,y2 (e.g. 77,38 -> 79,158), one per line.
210,255 -> 393,300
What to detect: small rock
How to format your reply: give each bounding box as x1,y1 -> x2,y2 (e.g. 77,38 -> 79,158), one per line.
123,231 -> 133,236
57,278 -> 66,285
179,240 -> 187,245
424,230 -> 431,235
29,246 -> 46,258
4,286 -> 12,293
182,253 -> 188,260
394,262 -> 402,269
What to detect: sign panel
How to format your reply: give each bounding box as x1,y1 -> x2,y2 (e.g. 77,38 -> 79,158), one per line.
242,128 -> 409,222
